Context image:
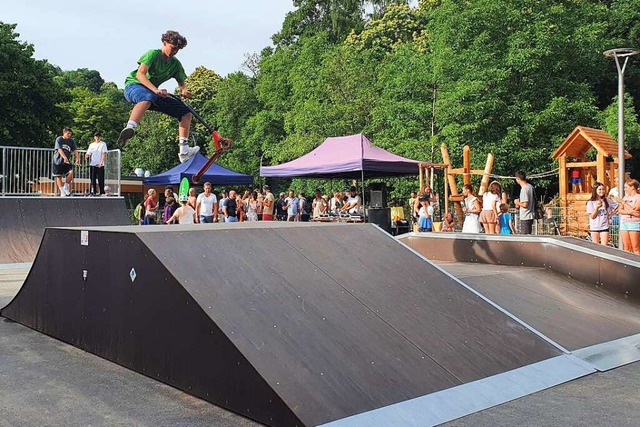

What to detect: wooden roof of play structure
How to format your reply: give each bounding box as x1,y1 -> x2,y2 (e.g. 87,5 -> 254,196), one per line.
552,126 -> 632,160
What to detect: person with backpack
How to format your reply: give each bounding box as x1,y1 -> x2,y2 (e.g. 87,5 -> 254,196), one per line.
134,198 -> 146,225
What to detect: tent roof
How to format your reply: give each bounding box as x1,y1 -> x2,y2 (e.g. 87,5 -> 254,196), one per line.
260,134 -> 430,178
143,153 -> 253,186
552,126 -> 632,160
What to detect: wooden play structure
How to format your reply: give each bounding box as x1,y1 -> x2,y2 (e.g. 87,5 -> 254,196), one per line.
438,144 -> 495,226
552,126 -> 632,236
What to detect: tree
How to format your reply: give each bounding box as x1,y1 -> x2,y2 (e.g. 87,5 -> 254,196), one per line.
0,22 -> 69,147
427,0 -> 608,178
57,82 -> 130,148
273,0 -> 365,46
55,68 -> 105,93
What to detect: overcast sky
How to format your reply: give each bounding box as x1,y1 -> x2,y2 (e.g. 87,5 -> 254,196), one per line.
4,0 -> 295,89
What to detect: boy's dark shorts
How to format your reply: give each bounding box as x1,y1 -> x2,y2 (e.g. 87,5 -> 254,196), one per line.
52,163 -> 72,177
124,83 -> 190,120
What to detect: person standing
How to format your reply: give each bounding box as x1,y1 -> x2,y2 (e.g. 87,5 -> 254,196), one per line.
143,188 -> 159,225
167,195 -> 195,224
479,182 -> 501,234
118,30 -> 199,163
261,185 -> 275,221
196,182 -> 218,223
417,195 -> 434,232
586,182 -> 617,246
52,127 -> 80,197
461,184 -> 481,233
276,192 -> 287,221
498,203 -> 515,235
221,190 -> 239,222
246,191 -> 260,222
85,132 -> 108,195
312,189 -> 327,219
615,179 -> 640,254
514,171 -> 535,234
284,190 -> 299,221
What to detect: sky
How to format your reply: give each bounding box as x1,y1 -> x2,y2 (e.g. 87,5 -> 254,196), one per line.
3,0 -> 296,89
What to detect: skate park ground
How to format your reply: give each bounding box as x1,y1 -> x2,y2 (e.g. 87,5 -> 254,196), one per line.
2,260 -> 639,427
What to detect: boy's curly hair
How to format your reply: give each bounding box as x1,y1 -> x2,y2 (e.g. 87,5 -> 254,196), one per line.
161,30 -> 187,49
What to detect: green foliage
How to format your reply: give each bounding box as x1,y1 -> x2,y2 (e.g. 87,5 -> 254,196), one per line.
120,111 -> 177,176
597,93 -> 640,150
0,22 -> 69,147
55,68 -> 105,93
58,83 -> 130,148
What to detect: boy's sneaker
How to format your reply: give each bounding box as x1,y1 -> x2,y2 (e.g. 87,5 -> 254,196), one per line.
178,146 -> 200,163
118,127 -> 135,146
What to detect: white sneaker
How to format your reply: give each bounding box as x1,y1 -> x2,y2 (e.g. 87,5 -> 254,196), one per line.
59,189 -> 67,197
178,146 -> 200,163
63,183 -> 70,196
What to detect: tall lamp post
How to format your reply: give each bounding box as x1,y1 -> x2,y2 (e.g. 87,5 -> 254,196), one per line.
604,48 -> 640,249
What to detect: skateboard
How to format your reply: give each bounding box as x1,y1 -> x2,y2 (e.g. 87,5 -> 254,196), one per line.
168,94 -> 232,184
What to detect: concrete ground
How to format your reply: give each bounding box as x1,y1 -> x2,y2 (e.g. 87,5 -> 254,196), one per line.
1,265 -> 639,427
0,265 -> 260,427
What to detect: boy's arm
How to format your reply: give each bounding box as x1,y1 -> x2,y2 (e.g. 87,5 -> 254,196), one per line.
136,63 -> 166,96
73,149 -> 80,165
178,81 -> 190,98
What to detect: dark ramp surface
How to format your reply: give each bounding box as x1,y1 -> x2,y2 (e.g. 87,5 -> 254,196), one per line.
0,197 -> 130,263
437,262 -> 640,351
3,223 -> 563,426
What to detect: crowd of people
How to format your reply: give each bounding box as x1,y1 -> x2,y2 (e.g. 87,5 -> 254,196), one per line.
136,184 -> 364,225
409,170 -> 640,255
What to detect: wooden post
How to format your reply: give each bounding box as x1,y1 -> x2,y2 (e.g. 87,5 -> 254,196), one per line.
596,153 -> 606,185
441,144 -> 464,225
463,145 -> 471,186
558,155 -> 567,201
479,153 -> 494,195
419,164 -> 424,193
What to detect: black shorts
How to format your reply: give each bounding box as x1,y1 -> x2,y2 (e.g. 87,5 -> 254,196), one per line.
52,163 -> 72,177
149,95 -> 191,120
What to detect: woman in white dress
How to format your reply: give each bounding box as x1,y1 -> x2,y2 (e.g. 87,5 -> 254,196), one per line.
462,184 -> 481,233
246,191 -> 260,222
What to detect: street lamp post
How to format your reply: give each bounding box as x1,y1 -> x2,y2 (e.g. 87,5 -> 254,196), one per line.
604,48 -> 640,249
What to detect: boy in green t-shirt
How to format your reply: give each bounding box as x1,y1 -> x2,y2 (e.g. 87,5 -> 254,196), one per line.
119,30 -> 199,163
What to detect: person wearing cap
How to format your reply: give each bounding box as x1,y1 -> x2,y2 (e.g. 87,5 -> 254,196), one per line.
118,30 -> 199,164
196,182 -> 218,223
85,131 -> 108,195
261,185 -> 275,221
167,194 -> 196,224
52,127 -> 80,197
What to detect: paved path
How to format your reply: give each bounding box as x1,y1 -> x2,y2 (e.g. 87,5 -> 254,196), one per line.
0,266 -> 259,427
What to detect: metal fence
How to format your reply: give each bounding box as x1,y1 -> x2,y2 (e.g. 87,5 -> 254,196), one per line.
435,203 -> 619,247
1,146 -> 121,196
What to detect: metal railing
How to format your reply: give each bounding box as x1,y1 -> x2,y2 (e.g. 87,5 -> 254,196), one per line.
1,146 -> 121,196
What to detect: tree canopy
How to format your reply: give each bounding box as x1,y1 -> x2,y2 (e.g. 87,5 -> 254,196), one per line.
3,0 -> 640,197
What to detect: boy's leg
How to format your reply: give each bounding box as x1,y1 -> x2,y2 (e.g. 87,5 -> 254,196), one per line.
177,112 -> 199,162
118,102 -> 151,145
55,176 -> 65,196
89,166 -> 97,194
119,84 -> 157,145
98,167 -> 105,194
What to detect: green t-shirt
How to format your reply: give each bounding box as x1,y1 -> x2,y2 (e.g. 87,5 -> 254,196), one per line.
124,49 -> 187,88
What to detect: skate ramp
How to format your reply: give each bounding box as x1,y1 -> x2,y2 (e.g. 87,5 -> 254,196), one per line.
0,197 -> 130,264
399,233 -> 640,371
2,223 -> 592,426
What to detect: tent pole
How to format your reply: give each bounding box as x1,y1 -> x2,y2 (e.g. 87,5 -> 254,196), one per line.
361,169 -> 366,222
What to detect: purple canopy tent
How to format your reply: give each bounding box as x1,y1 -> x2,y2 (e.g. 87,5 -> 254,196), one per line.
259,134 -> 422,179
